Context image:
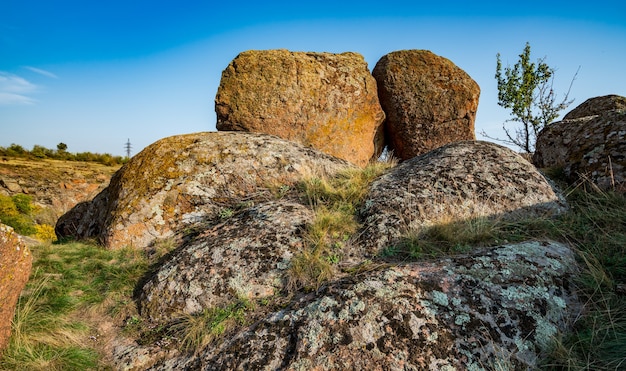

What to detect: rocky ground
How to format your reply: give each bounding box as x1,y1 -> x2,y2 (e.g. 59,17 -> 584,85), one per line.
0,157 -> 119,222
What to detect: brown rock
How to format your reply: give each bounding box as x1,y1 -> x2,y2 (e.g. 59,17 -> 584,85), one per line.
0,223 -> 32,353
534,107 -> 626,192
0,178 -> 22,193
215,50 -> 385,166
372,50 -> 480,161
563,94 -> 626,120
56,132 -> 351,250
358,140 -> 566,255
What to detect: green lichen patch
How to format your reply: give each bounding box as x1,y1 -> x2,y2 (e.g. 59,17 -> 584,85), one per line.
151,240 -> 579,370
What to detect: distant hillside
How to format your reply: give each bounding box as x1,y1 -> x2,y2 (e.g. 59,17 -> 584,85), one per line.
0,156 -> 120,225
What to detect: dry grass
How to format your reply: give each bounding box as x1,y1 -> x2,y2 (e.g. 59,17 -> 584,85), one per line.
286,159 -> 396,291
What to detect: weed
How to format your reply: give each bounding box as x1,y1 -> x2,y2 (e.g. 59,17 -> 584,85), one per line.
218,208 -> 234,219
34,224 -> 57,242
286,249 -> 334,292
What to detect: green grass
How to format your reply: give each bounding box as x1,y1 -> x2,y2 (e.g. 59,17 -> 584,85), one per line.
0,242 -> 149,371
168,299 -> 254,353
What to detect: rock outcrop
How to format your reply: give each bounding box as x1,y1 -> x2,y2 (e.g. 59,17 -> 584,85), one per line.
215,50 -> 385,166
139,201 -> 312,323
562,94 -> 626,120
0,223 -> 32,353
373,50 -> 480,161
52,49 -> 586,370
359,140 -> 566,255
55,132 -> 351,250
143,241 -> 579,370
534,95 -> 626,191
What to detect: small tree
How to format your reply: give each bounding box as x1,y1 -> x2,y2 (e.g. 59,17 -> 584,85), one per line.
489,42 -> 576,153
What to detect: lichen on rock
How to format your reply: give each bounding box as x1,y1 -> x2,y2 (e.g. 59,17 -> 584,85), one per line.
55,132 -> 351,250
534,95 -> 626,192
358,140 -> 567,255
144,241 -> 580,370
138,201 -> 313,323
215,49 -> 385,166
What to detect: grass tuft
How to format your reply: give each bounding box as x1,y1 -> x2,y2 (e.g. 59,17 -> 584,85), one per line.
168,299 -> 253,353
287,160 -> 396,291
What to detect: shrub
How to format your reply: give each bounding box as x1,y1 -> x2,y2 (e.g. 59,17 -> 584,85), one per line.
0,194 -> 36,235
35,224 -> 57,242
12,194 -> 33,214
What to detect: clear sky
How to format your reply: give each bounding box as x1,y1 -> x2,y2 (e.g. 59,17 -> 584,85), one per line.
2,1 -> 625,157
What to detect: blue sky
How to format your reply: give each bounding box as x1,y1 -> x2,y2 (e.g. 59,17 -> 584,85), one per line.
1,1 -> 625,156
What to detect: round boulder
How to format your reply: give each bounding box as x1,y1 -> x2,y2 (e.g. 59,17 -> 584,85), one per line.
55,132 -> 351,250
138,201 -> 312,323
534,111 -> 626,192
562,94 -> 626,120
373,49 -> 480,161
359,140 -> 566,255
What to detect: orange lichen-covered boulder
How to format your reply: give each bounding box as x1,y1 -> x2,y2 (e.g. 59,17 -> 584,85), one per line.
373,50 -> 480,161
55,132 -> 351,250
0,223 -> 32,353
215,50 -> 385,166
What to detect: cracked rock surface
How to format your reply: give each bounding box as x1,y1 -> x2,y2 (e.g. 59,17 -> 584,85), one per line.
144,241 -> 579,371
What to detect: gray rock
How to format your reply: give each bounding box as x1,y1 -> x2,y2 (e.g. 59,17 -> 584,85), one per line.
138,201 -> 312,323
147,241 -> 580,371
0,178 -> 22,193
562,94 -> 626,120
359,140 -> 566,255
534,96 -> 626,192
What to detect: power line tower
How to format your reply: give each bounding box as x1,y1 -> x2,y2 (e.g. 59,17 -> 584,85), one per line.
124,139 -> 132,159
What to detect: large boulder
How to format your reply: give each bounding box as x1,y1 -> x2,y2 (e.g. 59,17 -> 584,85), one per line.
55,132 -> 351,250
0,223 -> 32,353
534,95 -> 626,191
215,50 -> 386,166
373,50 -> 480,161
138,201 -> 312,323
146,241 -> 580,370
359,140 -> 566,255
562,94 -> 626,120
